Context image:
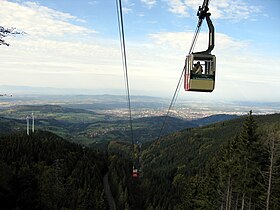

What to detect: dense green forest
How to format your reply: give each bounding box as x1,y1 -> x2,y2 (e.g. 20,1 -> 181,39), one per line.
0,131 -> 108,210
108,112 -> 280,210
151,113 -> 279,209
1,112 -> 280,209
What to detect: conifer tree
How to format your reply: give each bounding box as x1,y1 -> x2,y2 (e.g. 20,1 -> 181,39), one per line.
236,110 -> 261,210
263,126 -> 280,210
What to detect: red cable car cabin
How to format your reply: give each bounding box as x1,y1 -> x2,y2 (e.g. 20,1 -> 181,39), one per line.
184,53 -> 216,92
132,168 -> 139,178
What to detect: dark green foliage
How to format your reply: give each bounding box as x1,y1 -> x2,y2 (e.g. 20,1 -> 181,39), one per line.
121,112 -> 280,209
0,130 -> 108,210
1,111 -> 280,209
106,140 -> 147,210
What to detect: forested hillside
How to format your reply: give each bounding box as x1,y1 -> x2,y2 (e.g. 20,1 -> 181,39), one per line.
138,112 -> 280,209
0,116 -> 23,134
0,131 -> 108,210
1,112 -> 280,210
108,112 -> 280,210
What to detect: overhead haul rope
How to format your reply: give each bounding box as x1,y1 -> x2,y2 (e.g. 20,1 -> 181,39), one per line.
115,0 -> 135,151
157,21 -> 202,140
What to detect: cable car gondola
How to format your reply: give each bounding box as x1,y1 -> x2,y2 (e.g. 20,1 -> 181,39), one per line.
132,167 -> 140,178
131,141 -> 142,178
185,53 -> 216,92
184,0 -> 216,92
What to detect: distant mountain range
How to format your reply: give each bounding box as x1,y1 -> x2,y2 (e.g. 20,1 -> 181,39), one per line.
12,104 -> 94,114
0,85 -> 162,96
0,85 -> 122,95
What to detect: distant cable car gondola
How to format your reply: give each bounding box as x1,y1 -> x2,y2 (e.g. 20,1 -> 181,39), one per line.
131,141 -> 142,178
184,0 -> 216,92
132,167 -> 140,178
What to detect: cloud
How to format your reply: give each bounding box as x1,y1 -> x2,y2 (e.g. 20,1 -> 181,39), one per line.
141,0 -> 157,8
123,7 -> 133,14
0,1 -> 94,38
167,0 -> 188,17
0,37 -> 124,89
150,32 -> 248,53
1,26 -> 279,100
0,1 -> 277,101
88,1 -> 99,6
166,0 -> 261,21
204,0 -> 261,20
121,0 -> 135,13
0,1 -> 120,90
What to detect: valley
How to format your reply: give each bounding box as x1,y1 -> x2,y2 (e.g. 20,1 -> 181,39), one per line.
0,94 -> 246,145
1,94 -> 280,209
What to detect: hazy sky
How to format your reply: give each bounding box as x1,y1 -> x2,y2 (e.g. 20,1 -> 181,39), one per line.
1,0 -> 280,102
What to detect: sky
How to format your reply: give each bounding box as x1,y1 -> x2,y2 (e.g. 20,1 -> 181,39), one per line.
0,0 -> 280,102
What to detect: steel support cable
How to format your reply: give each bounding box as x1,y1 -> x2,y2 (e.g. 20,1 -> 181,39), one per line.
189,22 -> 202,55
115,3 -> 127,91
157,21 -> 202,141
116,0 -> 129,119
115,0 -> 135,151
157,67 -> 185,140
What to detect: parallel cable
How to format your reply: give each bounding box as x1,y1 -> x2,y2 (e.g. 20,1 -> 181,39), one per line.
189,24 -> 201,54
116,2 -> 127,92
157,20 -> 202,140
115,0 -> 134,150
157,67 -> 185,139
115,0 -> 203,143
